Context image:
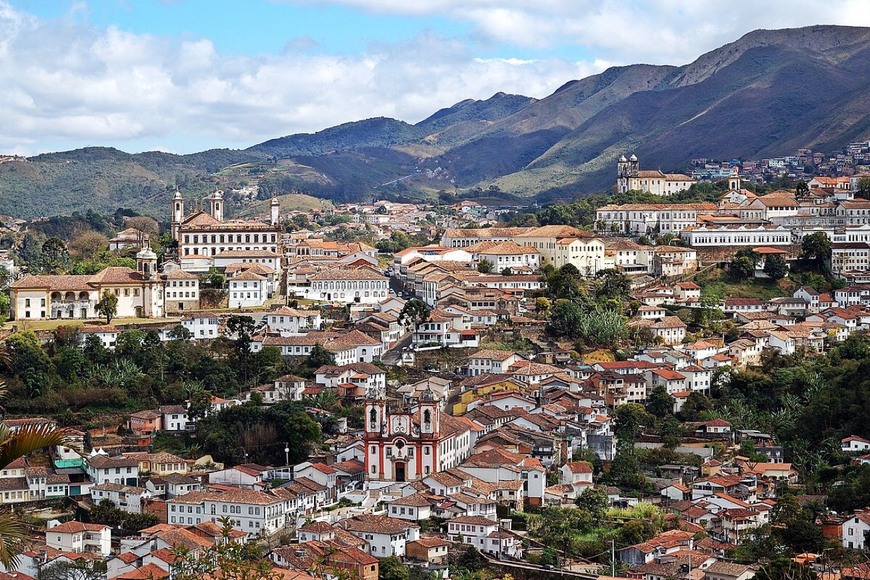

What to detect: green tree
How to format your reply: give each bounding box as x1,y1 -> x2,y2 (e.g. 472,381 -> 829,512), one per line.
379,556 -> 409,580
857,176 -> 870,199
770,493 -> 823,552
95,289 -> 119,323
763,254 -> 789,280
398,299 -> 431,328
306,343 -> 336,369
614,403 -> 653,441
575,487 -> 608,525
4,331 -> 54,396
284,411 -> 322,464
477,259 -> 493,273
40,237 -> 71,274
756,559 -> 817,580
646,386 -> 674,418
800,232 -> 831,270
227,315 -> 256,387
730,253 -> 757,280
594,269 -> 631,300
38,559 -> 107,580
678,392 -> 712,421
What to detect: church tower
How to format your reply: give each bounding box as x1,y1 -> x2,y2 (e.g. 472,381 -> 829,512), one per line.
419,390 -> 440,438
136,244 -> 158,280
171,189 -> 184,242
270,196 -> 280,226
364,398 -> 387,480
728,167 -> 742,191
208,190 -> 224,222
616,154 -> 640,194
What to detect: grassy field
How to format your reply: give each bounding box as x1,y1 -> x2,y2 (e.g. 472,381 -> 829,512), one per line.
238,192 -> 335,218
696,268 -> 795,301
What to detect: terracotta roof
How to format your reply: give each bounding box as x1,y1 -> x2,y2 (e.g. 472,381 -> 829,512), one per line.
49,521 -> 109,533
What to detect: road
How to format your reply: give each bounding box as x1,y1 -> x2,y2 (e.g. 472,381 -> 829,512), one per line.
381,331 -> 413,365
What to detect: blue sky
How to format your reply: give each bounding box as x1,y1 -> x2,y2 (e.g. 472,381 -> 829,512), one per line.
2,0 -> 869,155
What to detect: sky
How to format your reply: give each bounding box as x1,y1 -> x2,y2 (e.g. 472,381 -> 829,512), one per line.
1,1 -> 869,156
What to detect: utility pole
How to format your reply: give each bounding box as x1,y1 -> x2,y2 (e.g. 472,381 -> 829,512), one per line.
611,539 -> 616,576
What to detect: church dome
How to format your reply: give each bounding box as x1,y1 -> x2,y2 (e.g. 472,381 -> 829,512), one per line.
629,154 -> 638,162
619,155 -> 627,162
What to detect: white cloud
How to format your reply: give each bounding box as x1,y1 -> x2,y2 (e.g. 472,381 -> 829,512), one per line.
2,0 -> 869,155
0,2 -> 596,154
287,0 -> 870,63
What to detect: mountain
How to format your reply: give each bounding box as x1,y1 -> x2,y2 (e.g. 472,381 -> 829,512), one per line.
1,25 -> 869,219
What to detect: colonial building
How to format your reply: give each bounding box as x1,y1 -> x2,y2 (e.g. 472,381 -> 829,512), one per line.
172,190 -> 282,265
10,248 -> 164,321
364,394 -> 474,484
616,154 -> 696,196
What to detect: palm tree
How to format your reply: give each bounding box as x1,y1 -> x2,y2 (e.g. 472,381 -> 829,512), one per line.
0,384 -> 68,569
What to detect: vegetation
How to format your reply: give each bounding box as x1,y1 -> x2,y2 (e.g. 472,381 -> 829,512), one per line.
0,384 -> 68,568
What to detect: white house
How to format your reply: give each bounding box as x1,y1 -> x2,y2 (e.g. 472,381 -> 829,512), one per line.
307,267 -> 390,305
228,270 -> 267,308
340,515 -> 421,558
167,488 -> 287,537
265,307 -> 322,334
843,511 -> 870,549
446,516 -> 520,558
841,436 -> 870,453
85,454 -> 139,486
46,521 -> 112,556
180,314 -> 220,339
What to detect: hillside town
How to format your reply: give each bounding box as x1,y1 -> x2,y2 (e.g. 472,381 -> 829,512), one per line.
1,151 -> 870,580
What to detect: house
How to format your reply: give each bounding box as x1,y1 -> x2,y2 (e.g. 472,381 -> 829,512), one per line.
339,515 -> 421,558
128,410 -> 162,435
843,511 -> 870,550
406,536 -> 450,567
386,493 -> 434,521
842,436 -> 870,453
560,462 -> 594,486
271,541 -> 378,580
307,267 -> 390,305
90,483 -> 150,514
166,488 -> 287,538
158,406 -> 189,432
46,521 -> 112,556
265,307 -> 322,334
208,464 -> 269,489
618,530 -> 695,565
446,516 -> 521,558
704,561 -> 757,580
228,270 -> 267,308
697,419 -> 732,435
465,350 -> 525,376
85,454 -> 139,486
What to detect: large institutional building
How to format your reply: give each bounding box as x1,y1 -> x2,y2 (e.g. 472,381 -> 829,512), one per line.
172,190 -> 282,260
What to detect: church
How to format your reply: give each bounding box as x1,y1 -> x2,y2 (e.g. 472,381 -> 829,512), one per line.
616,154 -> 696,196
364,392 -> 475,485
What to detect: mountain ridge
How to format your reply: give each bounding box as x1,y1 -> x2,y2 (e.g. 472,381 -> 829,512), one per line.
1,25 -> 868,218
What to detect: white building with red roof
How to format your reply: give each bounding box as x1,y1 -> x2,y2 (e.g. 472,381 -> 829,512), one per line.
46,521 -> 111,556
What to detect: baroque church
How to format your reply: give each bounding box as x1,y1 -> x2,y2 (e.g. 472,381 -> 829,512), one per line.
364,392 -> 475,484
